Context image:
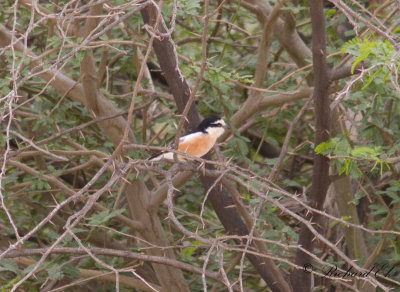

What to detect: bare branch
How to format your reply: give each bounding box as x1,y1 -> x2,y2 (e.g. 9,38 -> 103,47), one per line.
291,2 -> 331,290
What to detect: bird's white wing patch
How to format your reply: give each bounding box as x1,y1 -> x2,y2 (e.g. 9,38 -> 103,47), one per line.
179,131 -> 205,143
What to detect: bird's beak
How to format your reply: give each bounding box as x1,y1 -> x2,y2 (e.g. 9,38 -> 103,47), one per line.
224,124 -> 231,130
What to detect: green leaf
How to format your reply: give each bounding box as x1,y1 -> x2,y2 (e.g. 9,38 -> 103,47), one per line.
326,8 -> 336,16
0,259 -> 19,274
393,26 -> 400,33
86,209 -> 125,225
21,264 -> 37,275
236,138 -> 249,155
352,49 -> 370,74
100,34 -> 109,41
181,240 -> 203,258
369,204 -> 387,216
351,146 -> 380,158
329,220 -> 339,229
315,140 -> 335,155
178,0 -> 201,16
362,67 -> 383,90
47,264 -> 64,281
62,264 -> 80,279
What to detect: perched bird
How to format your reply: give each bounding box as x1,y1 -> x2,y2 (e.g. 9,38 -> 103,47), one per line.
149,117 -> 229,161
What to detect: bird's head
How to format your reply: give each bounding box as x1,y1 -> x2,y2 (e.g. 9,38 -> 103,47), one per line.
198,117 -> 230,138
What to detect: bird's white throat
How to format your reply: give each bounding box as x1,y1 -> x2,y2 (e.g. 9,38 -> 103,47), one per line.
206,126 -> 225,140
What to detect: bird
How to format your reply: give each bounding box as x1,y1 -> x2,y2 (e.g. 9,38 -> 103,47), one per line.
149,117 -> 230,161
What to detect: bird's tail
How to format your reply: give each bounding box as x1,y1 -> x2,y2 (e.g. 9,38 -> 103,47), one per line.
148,151 -> 177,161
148,153 -> 163,161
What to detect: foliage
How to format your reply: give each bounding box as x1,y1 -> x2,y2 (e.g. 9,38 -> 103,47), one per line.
315,137 -> 388,178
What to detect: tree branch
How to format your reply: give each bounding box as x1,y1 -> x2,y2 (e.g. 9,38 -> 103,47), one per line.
291,2 -> 331,291
0,24 -> 135,147
241,0 -> 312,69
3,247 -> 245,290
140,2 -> 289,291
126,180 -> 190,292
10,256 -> 161,292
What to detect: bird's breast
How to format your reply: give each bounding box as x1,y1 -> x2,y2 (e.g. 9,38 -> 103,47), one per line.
178,134 -> 215,157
